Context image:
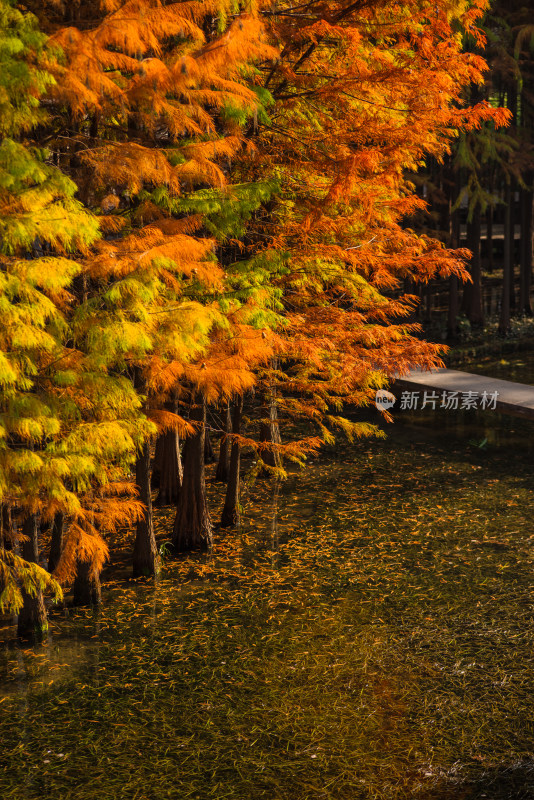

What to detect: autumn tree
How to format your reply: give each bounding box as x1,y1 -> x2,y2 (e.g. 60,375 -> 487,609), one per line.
0,1 -> 90,632
220,394 -> 244,528
222,0 -> 511,451
22,0 -> 281,561
0,0 -> 96,633
2,0 -> 511,612
0,0 -> 156,634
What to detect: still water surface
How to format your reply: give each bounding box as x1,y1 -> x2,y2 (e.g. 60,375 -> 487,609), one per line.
1,363 -> 534,799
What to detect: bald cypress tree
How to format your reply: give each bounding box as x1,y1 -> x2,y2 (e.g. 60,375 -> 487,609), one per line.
0,0 -> 89,629
0,0 -> 147,627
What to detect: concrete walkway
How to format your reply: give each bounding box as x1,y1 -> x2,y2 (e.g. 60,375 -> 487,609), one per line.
394,368 -> 534,420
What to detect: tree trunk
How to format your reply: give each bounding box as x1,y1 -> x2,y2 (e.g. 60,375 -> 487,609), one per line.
462,205 -> 484,326
214,402 -> 231,483
447,275 -> 458,340
416,282 -> 424,320
73,558 -> 102,606
510,183 -> 518,312
499,182 -> 512,335
220,396 -> 243,529
0,506 -> 15,608
17,514 -> 48,641
154,430 -> 182,506
152,399 -> 182,493
259,390 -> 282,474
519,180 -> 533,315
47,512 -> 64,573
172,395 -> 213,552
424,283 -> 432,323
486,202 -> 494,272
0,507 -> 5,598
204,425 -> 216,464
133,439 -> 160,577
447,200 -> 460,339
507,86 -> 518,313
0,504 -> 9,550
151,433 -> 164,490
403,277 -> 417,324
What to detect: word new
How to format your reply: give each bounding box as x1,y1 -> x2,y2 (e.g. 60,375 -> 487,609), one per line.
400,390 -> 499,411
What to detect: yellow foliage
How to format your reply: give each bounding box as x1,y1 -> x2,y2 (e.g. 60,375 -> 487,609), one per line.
0,548 -> 63,614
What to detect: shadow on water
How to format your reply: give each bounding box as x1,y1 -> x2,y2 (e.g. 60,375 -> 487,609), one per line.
467,352 -> 534,387
427,760 -> 534,800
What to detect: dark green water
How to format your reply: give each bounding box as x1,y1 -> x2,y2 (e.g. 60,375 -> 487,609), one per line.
1,387 -> 534,799
467,352 -> 534,385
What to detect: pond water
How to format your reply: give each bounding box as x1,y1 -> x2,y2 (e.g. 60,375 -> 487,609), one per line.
467,352 -> 534,386
1,386 -> 534,799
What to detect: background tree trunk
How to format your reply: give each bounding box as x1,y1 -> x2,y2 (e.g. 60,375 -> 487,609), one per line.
259,388 -> 282,475
0,505 -> 8,550
447,203 -> 460,339
462,205 -> 484,326
204,425 -> 216,464
73,558 -> 102,606
47,512 -> 64,573
499,182 -> 512,335
151,433 -> 164,490
220,396 -> 243,529
447,275 -> 458,340
154,430 -> 182,506
486,202 -> 494,272
214,402 -> 231,483
507,85 -> 518,313
519,179 -> 533,315
172,395 -> 213,552
133,440 -> 160,577
510,182 -> 518,312
17,514 -> 48,640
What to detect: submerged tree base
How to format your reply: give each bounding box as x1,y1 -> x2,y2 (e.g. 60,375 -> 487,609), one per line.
73,560 -> 102,607
172,396 -> 213,553
17,515 -> 48,640
16,597 -> 48,643
133,440 -> 161,578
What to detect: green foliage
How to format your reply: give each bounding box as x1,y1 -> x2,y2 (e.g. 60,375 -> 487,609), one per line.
454,125 -> 518,218
0,0 -> 50,137
0,140 -> 99,254
165,180 -> 279,241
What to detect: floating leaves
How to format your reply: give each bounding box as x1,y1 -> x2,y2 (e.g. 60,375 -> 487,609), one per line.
1,421 -> 534,799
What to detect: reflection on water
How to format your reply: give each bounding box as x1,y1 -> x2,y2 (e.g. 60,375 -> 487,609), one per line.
1,384 -> 534,800
467,351 -> 534,386
396,405 -> 534,452
394,351 -> 534,452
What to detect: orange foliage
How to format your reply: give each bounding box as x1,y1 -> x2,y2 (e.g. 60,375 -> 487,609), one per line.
233,0 -> 511,442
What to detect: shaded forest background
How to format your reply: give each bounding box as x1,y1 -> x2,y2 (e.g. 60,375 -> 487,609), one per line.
408,0 -> 534,342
